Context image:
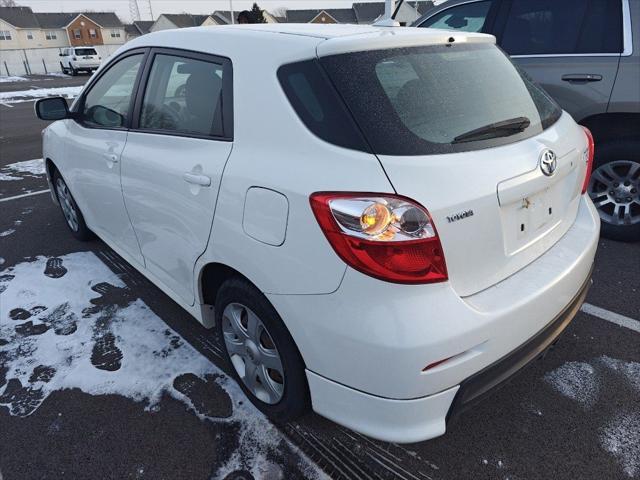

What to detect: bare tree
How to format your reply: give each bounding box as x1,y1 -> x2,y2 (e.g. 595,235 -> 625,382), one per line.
0,0 -> 18,6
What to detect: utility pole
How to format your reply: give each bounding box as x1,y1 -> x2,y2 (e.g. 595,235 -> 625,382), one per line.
129,0 -> 141,22
230,0 -> 234,24
146,0 -> 154,21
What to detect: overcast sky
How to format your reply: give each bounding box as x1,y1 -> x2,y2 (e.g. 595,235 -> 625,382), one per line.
13,0 -> 373,22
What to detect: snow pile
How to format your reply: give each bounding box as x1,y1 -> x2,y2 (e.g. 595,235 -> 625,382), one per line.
600,412 -> 640,478
0,86 -> 82,104
0,159 -> 45,181
0,76 -> 28,83
0,252 -> 324,479
543,361 -> 600,408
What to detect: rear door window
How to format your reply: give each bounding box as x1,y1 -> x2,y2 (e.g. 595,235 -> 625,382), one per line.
419,1 -> 494,33
500,0 -> 623,55
138,53 -> 226,138
75,48 -> 98,56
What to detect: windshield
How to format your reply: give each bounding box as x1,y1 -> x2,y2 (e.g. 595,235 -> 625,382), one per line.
75,48 -> 98,56
318,43 -> 561,156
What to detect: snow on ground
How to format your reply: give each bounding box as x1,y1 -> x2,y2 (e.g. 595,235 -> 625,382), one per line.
0,159 -> 45,181
0,86 -> 82,104
545,357 -> 640,478
0,252 -> 325,479
0,229 -> 15,237
600,412 -> 640,478
543,361 -> 600,408
0,76 -> 28,83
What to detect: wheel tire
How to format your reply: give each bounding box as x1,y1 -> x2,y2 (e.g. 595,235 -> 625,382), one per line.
587,139 -> 640,242
52,170 -> 93,241
70,65 -> 77,76
60,62 -> 67,75
215,277 -> 310,423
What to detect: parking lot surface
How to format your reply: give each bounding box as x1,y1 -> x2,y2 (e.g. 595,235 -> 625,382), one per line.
1,75 -> 639,480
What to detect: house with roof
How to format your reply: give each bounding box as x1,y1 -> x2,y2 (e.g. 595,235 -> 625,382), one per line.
0,7 -> 125,50
124,20 -> 154,41
150,14 -> 210,32
352,1 -> 434,25
0,6 -> 42,49
285,8 -> 358,25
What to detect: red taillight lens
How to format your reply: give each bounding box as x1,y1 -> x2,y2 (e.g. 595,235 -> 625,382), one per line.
582,126 -> 595,194
309,192 -> 448,284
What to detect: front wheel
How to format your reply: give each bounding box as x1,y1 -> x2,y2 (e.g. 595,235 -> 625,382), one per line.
53,171 -> 92,241
587,140 -> 640,242
69,65 -> 77,76
215,278 -> 310,423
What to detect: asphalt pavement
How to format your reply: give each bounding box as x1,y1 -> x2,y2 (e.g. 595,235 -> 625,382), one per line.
1,75 -> 639,480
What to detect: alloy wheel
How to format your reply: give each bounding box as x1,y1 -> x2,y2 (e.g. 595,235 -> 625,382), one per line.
221,303 -> 285,404
56,178 -> 79,232
588,160 -> 640,226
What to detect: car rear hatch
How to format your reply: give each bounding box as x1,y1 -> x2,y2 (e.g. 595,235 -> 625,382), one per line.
74,48 -> 98,64
317,30 -> 589,296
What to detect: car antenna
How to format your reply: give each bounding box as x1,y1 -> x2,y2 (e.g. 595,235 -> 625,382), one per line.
373,0 -> 404,27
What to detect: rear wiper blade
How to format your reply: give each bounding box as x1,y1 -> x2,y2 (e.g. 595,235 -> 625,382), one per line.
452,116 -> 531,143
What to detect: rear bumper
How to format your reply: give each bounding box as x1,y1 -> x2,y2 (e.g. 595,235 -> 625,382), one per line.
269,196 -> 599,442
306,267 -> 591,443
447,264 -> 592,422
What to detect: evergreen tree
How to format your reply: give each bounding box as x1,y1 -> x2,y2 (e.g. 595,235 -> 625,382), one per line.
250,3 -> 266,23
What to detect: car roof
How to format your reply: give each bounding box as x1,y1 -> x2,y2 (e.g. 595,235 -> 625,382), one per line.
125,23 -> 495,60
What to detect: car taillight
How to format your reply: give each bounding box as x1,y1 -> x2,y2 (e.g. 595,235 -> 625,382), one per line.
309,192 -> 448,284
582,126 -> 595,194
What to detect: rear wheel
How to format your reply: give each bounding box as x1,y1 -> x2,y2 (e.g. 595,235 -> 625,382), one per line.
69,64 -> 77,76
53,171 -> 92,241
587,140 -> 640,242
215,278 -> 310,422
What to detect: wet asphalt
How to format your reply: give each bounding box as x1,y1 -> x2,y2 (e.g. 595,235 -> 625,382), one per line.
1,75 -> 639,480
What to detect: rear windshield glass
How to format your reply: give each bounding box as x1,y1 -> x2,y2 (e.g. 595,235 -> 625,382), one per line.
75,48 -> 98,56
280,43 -> 561,156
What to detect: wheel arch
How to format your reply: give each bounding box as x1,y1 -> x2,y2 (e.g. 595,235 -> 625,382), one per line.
579,112 -> 640,145
198,262 -> 256,308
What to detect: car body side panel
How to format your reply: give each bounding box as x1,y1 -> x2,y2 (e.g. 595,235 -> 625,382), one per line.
609,0 -> 640,114
510,57 -> 620,122
195,33 -> 395,296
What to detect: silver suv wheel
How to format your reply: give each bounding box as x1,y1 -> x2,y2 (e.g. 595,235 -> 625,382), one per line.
221,302 -> 285,405
56,177 -> 80,232
588,159 -> 640,226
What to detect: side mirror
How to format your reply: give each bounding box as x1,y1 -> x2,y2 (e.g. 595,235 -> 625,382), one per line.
35,97 -> 70,121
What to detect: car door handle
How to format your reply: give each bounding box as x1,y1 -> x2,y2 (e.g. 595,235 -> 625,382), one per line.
561,74 -> 602,83
183,172 -> 211,187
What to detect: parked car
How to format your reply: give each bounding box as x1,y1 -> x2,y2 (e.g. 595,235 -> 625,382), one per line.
59,47 -> 102,76
35,24 -> 599,443
414,0 -> 640,242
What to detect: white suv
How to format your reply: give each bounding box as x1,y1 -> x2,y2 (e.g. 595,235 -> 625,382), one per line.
36,24 -> 599,443
59,47 -> 101,76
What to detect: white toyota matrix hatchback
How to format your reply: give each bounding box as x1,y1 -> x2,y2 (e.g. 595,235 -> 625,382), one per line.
36,24 -> 599,443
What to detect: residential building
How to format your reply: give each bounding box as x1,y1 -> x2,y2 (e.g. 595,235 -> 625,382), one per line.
0,7 -> 125,50
0,6 -> 41,49
285,8 -> 358,24
150,14 -> 210,32
124,20 -> 153,41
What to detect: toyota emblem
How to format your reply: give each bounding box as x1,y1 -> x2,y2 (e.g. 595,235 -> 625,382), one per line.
540,149 -> 557,176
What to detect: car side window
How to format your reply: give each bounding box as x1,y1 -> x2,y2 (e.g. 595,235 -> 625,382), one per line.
501,0 -> 623,55
419,1 -> 493,33
139,53 -> 224,137
81,54 -> 143,128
